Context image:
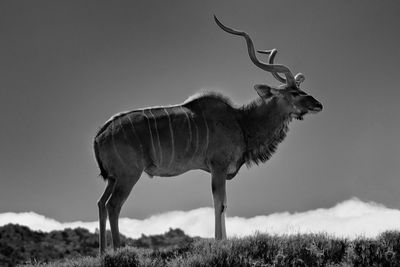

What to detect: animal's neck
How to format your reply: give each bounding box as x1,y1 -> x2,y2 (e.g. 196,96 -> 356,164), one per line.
239,97 -> 292,166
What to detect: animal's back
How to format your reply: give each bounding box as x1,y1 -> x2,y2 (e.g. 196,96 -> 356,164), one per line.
93,93 -> 244,179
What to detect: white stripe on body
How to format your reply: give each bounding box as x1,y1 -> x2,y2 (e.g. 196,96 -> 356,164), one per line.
148,109 -> 163,166
117,117 -> 139,169
111,119 -> 127,167
142,110 -> 157,162
200,110 -> 209,155
190,111 -> 199,162
164,108 -> 175,168
180,106 -> 192,153
126,114 -> 145,167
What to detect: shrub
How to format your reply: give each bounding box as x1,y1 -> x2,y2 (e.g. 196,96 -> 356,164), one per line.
102,247 -> 139,267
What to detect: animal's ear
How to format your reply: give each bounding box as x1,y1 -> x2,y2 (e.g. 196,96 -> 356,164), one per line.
254,84 -> 279,99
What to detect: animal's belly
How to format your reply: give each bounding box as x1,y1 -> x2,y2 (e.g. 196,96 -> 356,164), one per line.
145,158 -> 242,179
144,161 -> 209,177
144,166 -> 188,177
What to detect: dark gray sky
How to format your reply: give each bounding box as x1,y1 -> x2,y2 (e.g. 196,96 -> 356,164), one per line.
1,1 -> 399,222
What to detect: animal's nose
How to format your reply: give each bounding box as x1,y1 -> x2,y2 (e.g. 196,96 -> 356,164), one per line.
313,101 -> 323,112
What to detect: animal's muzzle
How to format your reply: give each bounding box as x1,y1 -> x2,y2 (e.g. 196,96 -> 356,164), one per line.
310,101 -> 323,112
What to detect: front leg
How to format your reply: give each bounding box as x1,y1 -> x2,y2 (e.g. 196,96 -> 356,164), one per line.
211,166 -> 227,240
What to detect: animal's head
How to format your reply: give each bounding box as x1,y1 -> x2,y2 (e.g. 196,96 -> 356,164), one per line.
254,84 -> 322,120
214,15 -> 323,120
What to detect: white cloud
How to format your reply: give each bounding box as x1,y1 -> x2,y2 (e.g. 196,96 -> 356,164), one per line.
1,198 -> 400,239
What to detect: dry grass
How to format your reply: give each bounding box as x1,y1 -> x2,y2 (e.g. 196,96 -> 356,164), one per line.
22,231 -> 400,267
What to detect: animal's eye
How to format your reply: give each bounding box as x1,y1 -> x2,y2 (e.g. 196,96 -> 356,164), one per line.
291,92 -> 300,97
291,91 -> 307,97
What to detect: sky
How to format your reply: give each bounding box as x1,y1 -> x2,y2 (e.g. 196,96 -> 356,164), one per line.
1,1 -> 400,237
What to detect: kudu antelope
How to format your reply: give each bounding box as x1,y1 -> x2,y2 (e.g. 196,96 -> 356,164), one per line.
94,16 -> 322,253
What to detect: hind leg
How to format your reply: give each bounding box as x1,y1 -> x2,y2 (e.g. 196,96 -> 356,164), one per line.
98,178 -> 116,254
106,171 -> 141,250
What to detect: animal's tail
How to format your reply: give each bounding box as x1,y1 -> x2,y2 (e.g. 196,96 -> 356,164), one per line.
93,139 -> 109,180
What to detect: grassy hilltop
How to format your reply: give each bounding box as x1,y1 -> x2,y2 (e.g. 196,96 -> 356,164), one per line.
0,224 -> 190,266
21,231 -> 400,267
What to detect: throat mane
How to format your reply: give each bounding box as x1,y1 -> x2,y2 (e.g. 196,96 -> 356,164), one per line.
239,98 -> 292,166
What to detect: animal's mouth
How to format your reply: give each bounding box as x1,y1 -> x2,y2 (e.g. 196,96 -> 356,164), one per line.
291,112 -> 306,120
309,106 -> 322,113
